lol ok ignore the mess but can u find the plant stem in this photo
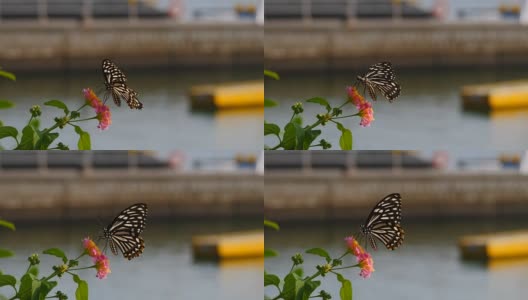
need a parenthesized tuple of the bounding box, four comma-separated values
(332, 113, 359, 120)
(68, 116, 97, 123)
(69, 266, 96, 271)
(330, 264, 359, 271)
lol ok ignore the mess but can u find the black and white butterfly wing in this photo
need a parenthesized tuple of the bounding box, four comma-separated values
(104, 203, 148, 260)
(358, 62, 401, 102)
(361, 193, 404, 251)
(102, 59, 143, 109)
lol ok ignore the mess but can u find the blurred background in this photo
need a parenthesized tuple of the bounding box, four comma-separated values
(265, 150, 528, 300)
(0, 150, 263, 299)
(265, 0, 528, 153)
(0, 0, 263, 161)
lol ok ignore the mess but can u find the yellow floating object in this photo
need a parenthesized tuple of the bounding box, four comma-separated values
(192, 230, 263, 260)
(458, 230, 528, 260)
(461, 80, 528, 110)
(189, 81, 263, 110)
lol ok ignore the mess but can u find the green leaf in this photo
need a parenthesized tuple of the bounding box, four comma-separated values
(27, 266, 38, 277)
(305, 248, 331, 263)
(0, 126, 18, 141)
(18, 274, 33, 300)
(74, 126, 91, 150)
(336, 273, 352, 300)
(282, 123, 297, 150)
(42, 248, 67, 263)
(292, 115, 303, 126)
(283, 273, 303, 300)
(0, 70, 16, 81)
(0, 100, 14, 110)
(32, 280, 57, 300)
(264, 98, 279, 107)
(0, 275, 16, 288)
(73, 274, 88, 300)
(35, 132, 58, 150)
(264, 70, 280, 80)
(0, 220, 15, 231)
(264, 219, 280, 230)
(302, 129, 321, 150)
(296, 280, 320, 300)
(264, 272, 280, 287)
(294, 123, 305, 150)
(306, 97, 331, 112)
(264, 248, 279, 258)
(15, 125, 35, 150)
(264, 122, 281, 137)
(336, 122, 353, 150)
(339, 129, 352, 150)
(0, 249, 14, 258)
(44, 100, 69, 114)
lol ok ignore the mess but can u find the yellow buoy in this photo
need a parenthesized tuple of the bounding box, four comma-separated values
(461, 80, 528, 110)
(189, 81, 263, 110)
(458, 230, 528, 260)
(192, 230, 263, 260)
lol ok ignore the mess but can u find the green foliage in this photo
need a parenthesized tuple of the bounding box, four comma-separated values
(43, 248, 68, 264)
(0, 219, 15, 259)
(0, 70, 115, 150)
(264, 70, 391, 150)
(0, 69, 16, 81)
(264, 219, 280, 231)
(0, 100, 14, 110)
(264, 70, 280, 80)
(0, 219, 102, 300)
(266, 222, 367, 300)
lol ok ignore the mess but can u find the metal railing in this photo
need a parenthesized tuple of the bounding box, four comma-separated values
(0, 0, 170, 23)
(265, 151, 433, 172)
(264, 0, 421, 21)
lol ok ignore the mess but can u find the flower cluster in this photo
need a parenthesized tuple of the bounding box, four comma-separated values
(82, 237, 111, 279)
(83, 88, 112, 130)
(346, 86, 375, 127)
(344, 236, 375, 278)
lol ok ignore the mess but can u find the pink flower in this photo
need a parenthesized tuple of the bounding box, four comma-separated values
(82, 237, 101, 257)
(346, 86, 365, 106)
(82, 88, 112, 130)
(83, 88, 101, 109)
(94, 254, 111, 279)
(358, 102, 374, 127)
(344, 235, 375, 278)
(357, 252, 375, 278)
(344, 236, 364, 256)
(95, 104, 112, 130)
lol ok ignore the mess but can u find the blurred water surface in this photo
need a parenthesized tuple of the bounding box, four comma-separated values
(1, 218, 261, 300)
(265, 218, 528, 300)
(0, 68, 261, 158)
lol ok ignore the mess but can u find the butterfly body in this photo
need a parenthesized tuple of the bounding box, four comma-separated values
(357, 62, 401, 102)
(102, 203, 147, 260)
(360, 193, 404, 250)
(102, 59, 143, 109)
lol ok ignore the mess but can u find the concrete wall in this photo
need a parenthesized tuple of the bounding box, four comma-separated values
(265, 21, 528, 70)
(0, 21, 263, 70)
(0, 170, 263, 220)
(264, 170, 528, 220)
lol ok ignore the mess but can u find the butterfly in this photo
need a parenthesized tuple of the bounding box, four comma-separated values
(356, 62, 401, 102)
(360, 193, 404, 250)
(101, 203, 148, 260)
(102, 59, 143, 109)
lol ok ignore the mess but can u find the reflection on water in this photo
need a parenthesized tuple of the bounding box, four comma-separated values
(265, 218, 528, 300)
(0, 68, 262, 157)
(265, 67, 528, 155)
(1, 219, 261, 300)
